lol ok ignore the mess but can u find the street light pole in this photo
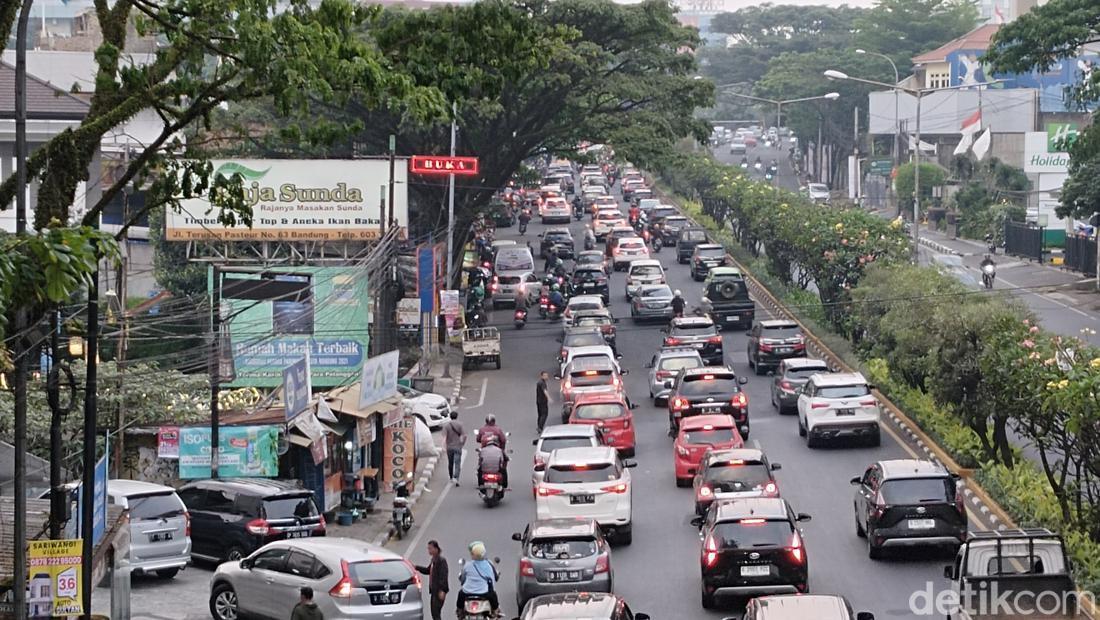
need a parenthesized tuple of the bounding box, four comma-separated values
(913, 92, 922, 262)
(445, 101, 457, 286)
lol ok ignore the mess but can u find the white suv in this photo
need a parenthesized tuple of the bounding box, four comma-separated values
(531, 424, 604, 489)
(624, 260, 665, 299)
(796, 372, 881, 447)
(535, 446, 636, 545)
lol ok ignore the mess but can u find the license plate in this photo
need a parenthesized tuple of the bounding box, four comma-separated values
(725, 316, 737, 322)
(285, 530, 312, 539)
(548, 570, 582, 582)
(370, 592, 403, 605)
(740, 565, 771, 577)
(777, 347, 791, 353)
(583, 283, 595, 288)
(836, 408, 855, 416)
(570, 494, 595, 504)
(692, 343, 704, 349)
(149, 532, 173, 542)
(701, 407, 722, 414)
(908, 519, 936, 530)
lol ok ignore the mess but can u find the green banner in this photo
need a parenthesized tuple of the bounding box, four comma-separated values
(869, 158, 894, 177)
(178, 425, 280, 478)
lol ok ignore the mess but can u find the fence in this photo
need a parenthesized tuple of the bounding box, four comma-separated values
(1003, 221, 1044, 262)
(1064, 235, 1098, 276)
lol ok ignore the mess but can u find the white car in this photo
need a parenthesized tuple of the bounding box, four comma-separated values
(558, 344, 620, 377)
(803, 183, 830, 204)
(561, 294, 607, 326)
(398, 383, 452, 429)
(796, 372, 881, 448)
(611, 237, 649, 271)
(625, 260, 665, 299)
(541, 196, 571, 224)
(532, 424, 604, 489)
(535, 446, 636, 544)
(593, 210, 625, 239)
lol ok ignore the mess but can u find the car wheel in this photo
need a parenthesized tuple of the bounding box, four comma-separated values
(868, 427, 881, 447)
(855, 505, 866, 538)
(495, 356, 502, 370)
(676, 477, 691, 488)
(798, 416, 807, 437)
(155, 567, 179, 579)
(806, 430, 818, 448)
(224, 546, 246, 563)
(754, 361, 765, 376)
(701, 585, 716, 610)
(617, 527, 632, 546)
(210, 583, 240, 620)
(868, 533, 884, 560)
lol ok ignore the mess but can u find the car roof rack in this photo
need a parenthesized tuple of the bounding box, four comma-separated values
(968, 527, 1057, 539)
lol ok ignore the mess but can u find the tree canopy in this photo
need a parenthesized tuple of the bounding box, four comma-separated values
(852, 0, 979, 74)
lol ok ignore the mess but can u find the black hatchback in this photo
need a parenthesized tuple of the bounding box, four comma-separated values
(665, 367, 750, 437)
(178, 478, 325, 563)
(693, 497, 811, 609)
(676, 228, 709, 263)
(572, 267, 610, 303)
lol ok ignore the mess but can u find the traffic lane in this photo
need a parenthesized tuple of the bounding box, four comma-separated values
(713, 141, 800, 192)
(622, 241, 950, 618)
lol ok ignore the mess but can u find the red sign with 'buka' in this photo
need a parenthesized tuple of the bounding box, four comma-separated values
(409, 155, 479, 176)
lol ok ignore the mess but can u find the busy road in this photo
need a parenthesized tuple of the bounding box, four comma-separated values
(389, 166, 976, 619)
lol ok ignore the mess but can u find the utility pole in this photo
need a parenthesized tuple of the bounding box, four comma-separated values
(387, 134, 396, 233)
(13, 1, 34, 617)
(445, 101, 457, 285)
(81, 260, 100, 620)
(912, 92, 923, 263)
(853, 106, 860, 202)
(209, 265, 221, 479)
(49, 307, 62, 539)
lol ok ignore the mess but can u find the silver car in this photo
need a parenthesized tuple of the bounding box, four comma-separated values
(109, 479, 192, 578)
(493, 270, 539, 309)
(770, 357, 830, 414)
(629, 284, 674, 322)
(511, 519, 613, 610)
(532, 424, 604, 488)
(209, 537, 423, 620)
(644, 349, 703, 402)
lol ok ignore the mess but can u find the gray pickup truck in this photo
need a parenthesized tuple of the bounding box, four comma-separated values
(943, 529, 1079, 619)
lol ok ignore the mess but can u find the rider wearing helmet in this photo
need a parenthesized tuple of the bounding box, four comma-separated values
(457, 541, 500, 617)
(477, 434, 508, 491)
(548, 284, 565, 312)
(544, 247, 559, 274)
(671, 289, 686, 318)
(477, 414, 506, 449)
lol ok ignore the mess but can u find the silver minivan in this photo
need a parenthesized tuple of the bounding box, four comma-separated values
(109, 479, 191, 578)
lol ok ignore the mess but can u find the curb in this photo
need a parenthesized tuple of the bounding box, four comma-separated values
(918, 235, 964, 256)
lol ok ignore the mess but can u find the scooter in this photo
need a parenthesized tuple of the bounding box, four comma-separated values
(391, 472, 414, 539)
(573, 203, 584, 220)
(456, 557, 503, 619)
(514, 307, 527, 329)
(982, 263, 996, 289)
(466, 304, 488, 328)
(651, 231, 663, 253)
(546, 303, 562, 320)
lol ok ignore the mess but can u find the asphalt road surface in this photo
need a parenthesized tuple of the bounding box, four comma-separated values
(389, 178, 967, 619)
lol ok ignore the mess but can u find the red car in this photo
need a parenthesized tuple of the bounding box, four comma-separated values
(567, 392, 638, 457)
(673, 415, 743, 487)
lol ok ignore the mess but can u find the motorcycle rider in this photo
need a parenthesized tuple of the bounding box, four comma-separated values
(518, 207, 531, 234)
(477, 414, 507, 449)
(671, 289, 686, 318)
(980, 254, 997, 287)
(477, 434, 508, 490)
(740, 156, 749, 168)
(572, 195, 583, 216)
(548, 284, 566, 314)
(754, 156, 762, 169)
(544, 247, 560, 274)
(628, 202, 640, 226)
(456, 541, 500, 618)
(584, 225, 597, 251)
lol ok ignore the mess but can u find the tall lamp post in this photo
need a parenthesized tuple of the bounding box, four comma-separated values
(823, 69, 1002, 262)
(854, 49, 900, 163)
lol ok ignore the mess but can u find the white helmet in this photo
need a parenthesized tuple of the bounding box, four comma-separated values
(674, 290, 682, 297)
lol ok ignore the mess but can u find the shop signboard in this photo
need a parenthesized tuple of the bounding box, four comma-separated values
(358, 350, 399, 410)
(166, 159, 408, 241)
(869, 158, 893, 177)
(178, 425, 280, 478)
(409, 155, 479, 176)
(27, 540, 83, 617)
(282, 356, 311, 421)
(157, 426, 179, 459)
(383, 416, 415, 485)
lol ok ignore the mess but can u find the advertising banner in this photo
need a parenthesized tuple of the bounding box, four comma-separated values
(157, 427, 180, 459)
(282, 356, 311, 421)
(27, 540, 83, 617)
(76, 454, 107, 546)
(357, 416, 376, 446)
(358, 350, 399, 409)
(166, 159, 408, 241)
(439, 290, 461, 339)
(1024, 131, 1071, 174)
(178, 425, 280, 478)
(293, 411, 326, 443)
(383, 416, 415, 485)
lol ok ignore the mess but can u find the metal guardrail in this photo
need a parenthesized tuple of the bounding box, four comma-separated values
(1065, 235, 1097, 276)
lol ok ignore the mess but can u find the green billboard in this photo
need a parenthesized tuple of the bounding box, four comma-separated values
(215, 265, 370, 388)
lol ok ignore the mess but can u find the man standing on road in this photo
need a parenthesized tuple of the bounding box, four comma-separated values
(536, 371, 551, 433)
(414, 540, 449, 620)
(291, 586, 323, 620)
(443, 411, 466, 486)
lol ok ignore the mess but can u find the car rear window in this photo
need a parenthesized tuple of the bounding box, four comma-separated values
(785, 366, 829, 380)
(564, 334, 606, 348)
(568, 370, 614, 387)
(575, 317, 611, 328)
(714, 520, 793, 548)
(529, 538, 598, 559)
(498, 276, 521, 285)
(348, 559, 415, 586)
(619, 241, 644, 250)
(127, 492, 186, 521)
(682, 230, 707, 241)
(540, 437, 596, 453)
(641, 287, 672, 298)
(665, 217, 688, 225)
(545, 463, 619, 484)
(652, 208, 678, 219)
(569, 302, 602, 312)
(597, 212, 620, 221)
(630, 265, 662, 277)
(761, 326, 802, 339)
(262, 495, 319, 520)
(680, 375, 739, 396)
(546, 233, 571, 241)
(671, 324, 717, 337)
(697, 247, 725, 258)
(705, 462, 772, 491)
(574, 403, 625, 420)
(683, 428, 737, 445)
(817, 384, 871, 399)
(880, 478, 952, 504)
(496, 251, 534, 271)
(574, 269, 603, 280)
(659, 356, 702, 372)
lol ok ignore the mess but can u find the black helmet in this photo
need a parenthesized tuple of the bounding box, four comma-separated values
(486, 414, 496, 425)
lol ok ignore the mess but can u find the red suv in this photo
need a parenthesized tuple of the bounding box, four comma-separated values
(567, 392, 638, 457)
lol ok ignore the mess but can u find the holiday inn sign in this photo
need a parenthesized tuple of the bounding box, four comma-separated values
(1024, 124, 1076, 174)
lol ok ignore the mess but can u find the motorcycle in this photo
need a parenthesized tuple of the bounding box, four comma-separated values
(466, 303, 488, 328)
(546, 303, 562, 320)
(538, 295, 549, 318)
(650, 230, 663, 253)
(514, 307, 527, 329)
(982, 263, 996, 289)
(391, 472, 414, 539)
(456, 557, 503, 619)
(754, 162, 763, 172)
(518, 219, 528, 235)
(573, 202, 584, 220)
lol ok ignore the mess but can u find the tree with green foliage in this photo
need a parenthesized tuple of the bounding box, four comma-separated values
(985, 0, 1100, 221)
(895, 162, 946, 218)
(853, 0, 980, 74)
(947, 157, 1030, 240)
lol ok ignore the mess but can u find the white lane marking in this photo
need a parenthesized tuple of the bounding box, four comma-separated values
(997, 273, 1094, 318)
(404, 449, 463, 556)
(751, 439, 761, 450)
(466, 377, 489, 409)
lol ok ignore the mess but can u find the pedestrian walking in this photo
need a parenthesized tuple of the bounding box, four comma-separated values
(415, 540, 450, 620)
(291, 586, 323, 620)
(443, 411, 466, 486)
(536, 371, 551, 433)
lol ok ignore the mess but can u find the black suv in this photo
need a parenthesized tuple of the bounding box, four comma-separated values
(693, 448, 781, 516)
(540, 229, 575, 259)
(572, 267, 610, 303)
(693, 497, 811, 609)
(851, 459, 967, 559)
(178, 478, 325, 563)
(665, 367, 749, 437)
(747, 320, 806, 375)
(690, 244, 729, 280)
(676, 227, 709, 263)
(700, 269, 755, 329)
(663, 316, 724, 365)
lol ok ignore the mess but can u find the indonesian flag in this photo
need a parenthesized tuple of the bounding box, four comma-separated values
(954, 109, 982, 155)
(994, 3, 1006, 23)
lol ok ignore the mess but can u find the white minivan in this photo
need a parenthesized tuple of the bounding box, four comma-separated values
(110, 480, 192, 578)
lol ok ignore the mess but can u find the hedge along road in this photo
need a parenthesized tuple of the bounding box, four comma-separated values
(388, 176, 999, 619)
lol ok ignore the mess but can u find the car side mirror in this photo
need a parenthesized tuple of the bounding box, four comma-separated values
(620, 368, 629, 374)
(239, 558, 253, 570)
(511, 532, 523, 542)
(943, 565, 956, 579)
(766, 370, 775, 377)
(629, 403, 639, 410)
(738, 376, 748, 385)
(623, 460, 638, 468)
(796, 513, 812, 522)
(856, 614, 875, 620)
(613, 317, 620, 324)
(850, 476, 862, 485)
(689, 515, 704, 528)
(771, 463, 781, 471)
(532, 439, 539, 446)
(867, 384, 876, 391)
(636, 615, 651, 620)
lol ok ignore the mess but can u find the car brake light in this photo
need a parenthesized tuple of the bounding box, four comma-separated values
(484, 473, 501, 482)
(623, 418, 630, 429)
(245, 518, 271, 536)
(655, 370, 671, 379)
(315, 513, 326, 533)
(404, 559, 422, 589)
(703, 533, 719, 568)
(707, 336, 722, 344)
(665, 337, 681, 346)
(184, 511, 191, 537)
(859, 399, 878, 406)
(811, 402, 830, 409)
(790, 530, 804, 563)
(538, 486, 564, 497)
(584, 370, 598, 376)
(329, 559, 354, 598)
(779, 380, 793, 390)
(764, 481, 778, 496)
(534, 454, 545, 467)
(872, 492, 886, 519)
(672, 397, 689, 411)
(698, 485, 713, 497)
(520, 558, 535, 577)
(602, 482, 628, 494)
(954, 487, 966, 516)
(677, 445, 690, 457)
(758, 342, 773, 352)
(595, 553, 610, 574)
(732, 393, 748, 408)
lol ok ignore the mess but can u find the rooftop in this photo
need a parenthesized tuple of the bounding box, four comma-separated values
(913, 24, 1001, 64)
(0, 60, 89, 120)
